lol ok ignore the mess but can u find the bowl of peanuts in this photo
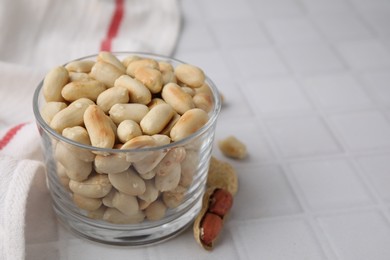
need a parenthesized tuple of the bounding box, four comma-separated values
(32, 52, 222, 246)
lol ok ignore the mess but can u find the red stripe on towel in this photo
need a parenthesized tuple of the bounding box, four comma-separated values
(0, 123, 27, 150)
(100, 0, 125, 51)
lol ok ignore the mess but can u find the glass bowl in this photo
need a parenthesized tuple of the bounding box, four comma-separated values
(32, 52, 221, 246)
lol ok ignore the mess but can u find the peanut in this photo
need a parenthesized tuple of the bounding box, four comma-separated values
(43, 66, 69, 102)
(140, 104, 175, 135)
(94, 153, 131, 174)
(50, 98, 94, 133)
(73, 193, 102, 211)
(65, 60, 95, 73)
(98, 51, 126, 73)
(162, 83, 195, 115)
(112, 191, 139, 216)
(114, 75, 151, 105)
(109, 103, 149, 124)
(96, 86, 129, 113)
(41, 102, 67, 124)
(145, 200, 166, 221)
(155, 163, 181, 192)
(218, 136, 247, 159)
(103, 207, 145, 224)
(90, 61, 124, 88)
(170, 108, 209, 141)
(134, 67, 163, 94)
(69, 174, 112, 199)
(84, 105, 116, 149)
(126, 58, 159, 77)
(117, 119, 142, 143)
(108, 168, 146, 196)
(61, 80, 106, 102)
(62, 126, 95, 162)
(175, 64, 205, 88)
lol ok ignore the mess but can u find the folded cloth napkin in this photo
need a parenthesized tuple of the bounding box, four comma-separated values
(0, 0, 181, 259)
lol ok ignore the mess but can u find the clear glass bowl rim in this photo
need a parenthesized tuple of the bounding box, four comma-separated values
(32, 51, 222, 153)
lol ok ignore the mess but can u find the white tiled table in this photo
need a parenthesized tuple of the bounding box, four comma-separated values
(27, 0, 390, 259)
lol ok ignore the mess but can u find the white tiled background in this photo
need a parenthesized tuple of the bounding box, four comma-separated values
(26, 0, 390, 259)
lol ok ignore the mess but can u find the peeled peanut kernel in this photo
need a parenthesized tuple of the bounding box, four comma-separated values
(69, 72, 90, 82)
(120, 135, 156, 162)
(43, 66, 69, 102)
(94, 153, 131, 174)
(61, 80, 106, 102)
(50, 98, 94, 133)
(96, 86, 129, 113)
(155, 163, 181, 192)
(140, 104, 175, 135)
(90, 61, 124, 88)
(218, 136, 247, 159)
(98, 51, 126, 73)
(170, 108, 209, 142)
(162, 188, 185, 208)
(65, 60, 95, 73)
(56, 162, 70, 189)
(102, 189, 116, 207)
(41, 101, 67, 124)
(108, 168, 146, 196)
(69, 174, 112, 199)
(109, 103, 149, 124)
(159, 62, 177, 85)
(195, 83, 213, 96)
(117, 120, 142, 143)
(134, 67, 163, 94)
(193, 92, 213, 113)
(62, 126, 95, 162)
(138, 180, 159, 203)
(122, 55, 140, 68)
(126, 58, 159, 77)
(139, 169, 157, 180)
(112, 191, 139, 216)
(114, 75, 151, 105)
(84, 105, 116, 149)
(103, 207, 145, 224)
(145, 200, 167, 221)
(87, 205, 106, 220)
(152, 134, 171, 146)
(73, 193, 102, 211)
(162, 83, 195, 115)
(138, 199, 152, 210)
(160, 113, 181, 136)
(156, 147, 186, 176)
(180, 150, 198, 187)
(181, 86, 196, 97)
(147, 98, 166, 110)
(133, 149, 167, 175)
(55, 142, 92, 181)
(175, 64, 205, 88)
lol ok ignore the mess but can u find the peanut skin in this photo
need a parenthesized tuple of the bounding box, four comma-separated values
(208, 189, 233, 217)
(200, 213, 223, 247)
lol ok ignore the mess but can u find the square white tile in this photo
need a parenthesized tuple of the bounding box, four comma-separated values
(289, 159, 372, 210)
(279, 43, 344, 75)
(317, 210, 390, 260)
(359, 10, 390, 37)
(210, 18, 270, 49)
(356, 153, 390, 202)
(147, 228, 240, 260)
(328, 111, 390, 151)
(264, 17, 323, 44)
(348, 0, 390, 11)
(216, 77, 253, 120)
(232, 164, 301, 219)
(265, 116, 341, 157)
(174, 21, 216, 53)
(229, 47, 289, 78)
(247, 0, 304, 19)
(198, 0, 254, 21)
(231, 218, 326, 260)
(299, 0, 350, 13)
(214, 117, 275, 163)
(311, 12, 372, 42)
(361, 71, 390, 106)
(243, 76, 313, 115)
(336, 40, 390, 70)
(302, 73, 373, 109)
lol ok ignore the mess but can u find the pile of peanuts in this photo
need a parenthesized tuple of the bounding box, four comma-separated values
(40, 51, 217, 224)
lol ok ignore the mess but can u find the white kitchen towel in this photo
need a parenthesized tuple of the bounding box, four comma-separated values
(0, 0, 181, 259)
